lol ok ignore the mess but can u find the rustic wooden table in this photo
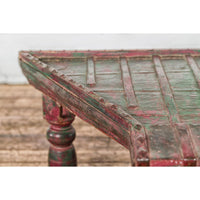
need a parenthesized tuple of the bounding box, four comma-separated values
(19, 49, 200, 166)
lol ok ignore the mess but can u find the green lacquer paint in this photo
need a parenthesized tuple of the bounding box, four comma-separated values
(72, 52, 85, 57)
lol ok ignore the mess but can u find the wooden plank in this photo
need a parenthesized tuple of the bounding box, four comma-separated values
(175, 124, 196, 166)
(186, 55, 200, 88)
(0, 162, 130, 167)
(29, 49, 200, 58)
(95, 58, 120, 74)
(147, 125, 182, 166)
(153, 56, 180, 123)
(0, 84, 33, 91)
(173, 91, 200, 116)
(0, 132, 129, 166)
(163, 58, 200, 165)
(181, 115, 200, 124)
(0, 135, 49, 150)
(166, 72, 199, 91)
(95, 91, 127, 112)
(153, 56, 197, 165)
(120, 57, 138, 110)
(87, 58, 96, 87)
(0, 162, 47, 166)
(94, 73, 123, 90)
(41, 58, 87, 75)
(135, 91, 166, 112)
(78, 162, 130, 166)
(0, 149, 129, 163)
(0, 98, 41, 108)
(0, 135, 124, 151)
(127, 58, 155, 73)
(133, 116, 169, 126)
(0, 107, 42, 117)
(131, 73, 160, 91)
(0, 117, 47, 135)
(0, 85, 42, 98)
(188, 125, 200, 165)
(162, 59, 190, 72)
(1, 114, 122, 138)
(0, 150, 48, 162)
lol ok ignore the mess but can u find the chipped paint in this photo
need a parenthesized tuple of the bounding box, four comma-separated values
(19, 49, 200, 166)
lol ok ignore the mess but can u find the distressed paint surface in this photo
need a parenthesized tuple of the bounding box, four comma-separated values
(87, 58, 96, 87)
(20, 61, 132, 148)
(120, 58, 138, 110)
(19, 49, 200, 166)
(43, 95, 77, 166)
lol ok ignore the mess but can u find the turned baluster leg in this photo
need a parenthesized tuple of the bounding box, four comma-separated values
(42, 95, 77, 166)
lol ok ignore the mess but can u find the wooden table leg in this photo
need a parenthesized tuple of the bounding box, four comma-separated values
(42, 95, 77, 166)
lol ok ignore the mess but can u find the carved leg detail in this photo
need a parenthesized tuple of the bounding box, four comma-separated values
(43, 95, 77, 166)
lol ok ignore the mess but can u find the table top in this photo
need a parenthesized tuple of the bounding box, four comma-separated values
(19, 49, 200, 166)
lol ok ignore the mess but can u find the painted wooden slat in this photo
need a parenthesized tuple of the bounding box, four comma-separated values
(153, 56, 180, 123)
(127, 58, 155, 73)
(87, 58, 96, 87)
(41, 58, 87, 75)
(162, 59, 190, 72)
(94, 73, 123, 91)
(148, 125, 182, 166)
(95, 58, 120, 74)
(135, 91, 165, 112)
(153, 56, 196, 165)
(18, 50, 200, 166)
(175, 124, 196, 166)
(166, 72, 199, 91)
(186, 55, 200, 88)
(188, 125, 200, 166)
(29, 49, 200, 58)
(120, 57, 138, 110)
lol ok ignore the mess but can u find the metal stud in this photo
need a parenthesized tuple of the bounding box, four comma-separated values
(121, 112, 129, 118)
(134, 124, 142, 130)
(78, 84, 84, 89)
(33, 57, 39, 61)
(56, 71, 63, 77)
(105, 103, 117, 110)
(99, 97, 105, 103)
(48, 67, 53, 72)
(111, 104, 117, 110)
(88, 90, 94, 95)
(68, 77, 73, 82)
(52, 69, 58, 73)
(60, 74, 66, 79)
(41, 63, 48, 68)
(137, 147, 147, 156)
(136, 135, 144, 144)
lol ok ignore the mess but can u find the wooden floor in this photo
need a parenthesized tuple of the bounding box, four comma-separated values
(0, 85, 130, 166)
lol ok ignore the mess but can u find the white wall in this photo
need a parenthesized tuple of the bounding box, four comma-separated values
(1, 34, 200, 84)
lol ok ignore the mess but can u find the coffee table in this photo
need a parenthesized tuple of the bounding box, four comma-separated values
(19, 49, 200, 166)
